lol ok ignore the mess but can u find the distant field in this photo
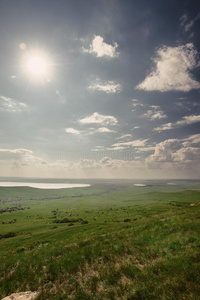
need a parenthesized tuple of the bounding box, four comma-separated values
(0, 180, 200, 299)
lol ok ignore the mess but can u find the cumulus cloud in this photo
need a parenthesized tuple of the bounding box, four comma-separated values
(65, 128, 80, 135)
(136, 43, 200, 92)
(83, 35, 119, 58)
(154, 114, 200, 132)
(173, 147, 200, 161)
(0, 96, 27, 112)
(146, 139, 200, 170)
(146, 139, 182, 163)
(144, 105, 167, 120)
(89, 80, 121, 93)
(79, 112, 118, 125)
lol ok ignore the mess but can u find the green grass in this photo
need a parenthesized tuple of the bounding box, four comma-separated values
(0, 181, 200, 299)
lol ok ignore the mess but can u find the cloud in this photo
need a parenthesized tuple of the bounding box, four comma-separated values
(0, 96, 27, 112)
(65, 126, 116, 136)
(176, 115, 200, 126)
(183, 134, 200, 146)
(146, 139, 200, 170)
(79, 112, 118, 125)
(0, 148, 33, 161)
(75, 157, 145, 175)
(144, 105, 167, 120)
(136, 43, 200, 92)
(83, 35, 119, 58)
(154, 123, 173, 132)
(137, 146, 155, 152)
(132, 99, 144, 107)
(154, 114, 200, 132)
(97, 127, 116, 133)
(175, 100, 200, 112)
(112, 139, 148, 149)
(173, 147, 200, 162)
(146, 139, 182, 163)
(132, 126, 140, 130)
(116, 134, 132, 140)
(89, 80, 121, 93)
(91, 146, 105, 152)
(65, 128, 80, 135)
(180, 13, 200, 33)
(0, 148, 45, 169)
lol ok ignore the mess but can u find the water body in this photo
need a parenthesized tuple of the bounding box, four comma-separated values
(0, 182, 90, 189)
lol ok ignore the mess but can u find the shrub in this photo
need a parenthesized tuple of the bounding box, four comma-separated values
(81, 220, 89, 224)
(0, 232, 16, 239)
(124, 218, 131, 222)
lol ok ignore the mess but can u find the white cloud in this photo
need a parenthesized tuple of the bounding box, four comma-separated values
(132, 99, 144, 107)
(112, 139, 148, 148)
(65, 126, 116, 136)
(146, 139, 200, 171)
(154, 123, 173, 132)
(144, 105, 167, 120)
(154, 114, 200, 132)
(116, 134, 132, 140)
(132, 126, 140, 130)
(107, 146, 128, 151)
(83, 35, 119, 58)
(0, 148, 34, 161)
(65, 128, 80, 135)
(0, 96, 27, 112)
(173, 147, 200, 162)
(136, 43, 200, 92)
(183, 134, 200, 146)
(89, 80, 121, 93)
(146, 139, 182, 163)
(176, 115, 200, 125)
(79, 112, 118, 125)
(97, 127, 115, 133)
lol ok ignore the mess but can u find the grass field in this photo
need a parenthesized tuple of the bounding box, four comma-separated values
(0, 179, 200, 299)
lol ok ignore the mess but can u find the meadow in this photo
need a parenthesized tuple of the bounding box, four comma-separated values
(0, 179, 200, 299)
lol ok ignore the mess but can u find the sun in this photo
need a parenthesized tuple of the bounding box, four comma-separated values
(21, 49, 53, 83)
(27, 54, 48, 76)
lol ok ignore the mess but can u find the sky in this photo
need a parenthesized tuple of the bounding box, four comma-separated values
(0, 0, 200, 179)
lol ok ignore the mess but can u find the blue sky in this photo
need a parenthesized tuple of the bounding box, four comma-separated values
(0, 0, 200, 179)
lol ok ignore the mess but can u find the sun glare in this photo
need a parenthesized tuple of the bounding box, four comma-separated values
(21, 49, 53, 83)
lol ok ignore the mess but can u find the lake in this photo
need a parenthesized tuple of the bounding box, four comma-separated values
(0, 182, 90, 189)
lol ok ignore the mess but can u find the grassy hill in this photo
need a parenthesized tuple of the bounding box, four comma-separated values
(0, 181, 200, 299)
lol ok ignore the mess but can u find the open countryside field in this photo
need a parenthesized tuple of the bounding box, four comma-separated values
(0, 180, 200, 299)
